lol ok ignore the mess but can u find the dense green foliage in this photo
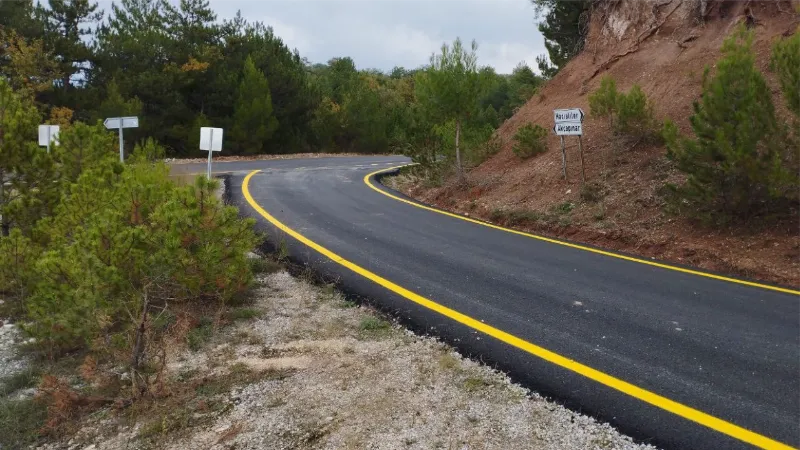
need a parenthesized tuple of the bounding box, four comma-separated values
(531, 0, 592, 76)
(512, 123, 548, 159)
(1, 0, 542, 160)
(0, 81, 259, 400)
(663, 27, 798, 222)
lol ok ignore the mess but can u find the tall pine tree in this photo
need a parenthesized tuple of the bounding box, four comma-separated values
(232, 56, 278, 154)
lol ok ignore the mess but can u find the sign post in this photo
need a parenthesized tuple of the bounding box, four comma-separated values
(38, 125, 60, 153)
(104, 116, 139, 163)
(553, 108, 586, 182)
(199, 127, 223, 178)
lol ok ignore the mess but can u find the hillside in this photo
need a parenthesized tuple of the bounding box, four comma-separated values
(394, 0, 800, 287)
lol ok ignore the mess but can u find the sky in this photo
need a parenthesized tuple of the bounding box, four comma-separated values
(95, 0, 547, 74)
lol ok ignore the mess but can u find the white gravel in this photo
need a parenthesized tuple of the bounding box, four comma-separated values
(43, 271, 658, 450)
(0, 320, 28, 381)
(167, 272, 657, 450)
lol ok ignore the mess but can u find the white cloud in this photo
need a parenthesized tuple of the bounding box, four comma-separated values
(96, 0, 547, 73)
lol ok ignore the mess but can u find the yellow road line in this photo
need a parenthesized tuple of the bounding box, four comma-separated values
(243, 169, 795, 450)
(364, 165, 800, 296)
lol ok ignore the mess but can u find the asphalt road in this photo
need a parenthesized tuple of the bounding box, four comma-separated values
(183, 155, 799, 449)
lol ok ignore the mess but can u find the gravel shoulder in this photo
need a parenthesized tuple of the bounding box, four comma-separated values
(25, 269, 656, 450)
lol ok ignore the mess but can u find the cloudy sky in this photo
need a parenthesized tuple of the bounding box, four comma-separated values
(96, 0, 547, 74)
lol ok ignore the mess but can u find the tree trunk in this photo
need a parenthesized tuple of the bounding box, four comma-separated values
(455, 119, 463, 179)
(0, 169, 7, 236)
(130, 292, 149, 396)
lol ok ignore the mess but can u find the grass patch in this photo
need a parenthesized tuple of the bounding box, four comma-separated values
(359, 316, 390, 331)
(0, 367, 41, 396)
(187, 317, 214, 351)
(462, 375, 500, 392)
(0, 398, 48, 449)
(228, 308, 261, 321)
(550, 201, 575, 215)
(358, 316, 391, 337)
(249, 256, 282, 275)
(337, 299, 357, 309)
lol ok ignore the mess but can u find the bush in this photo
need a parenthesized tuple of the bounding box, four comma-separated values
(589, 76, 618, 128)
(24, 154, 259, 354)
(589, 76, 659, 140)
(771, 29, 800, 116)
(512, 123, 548, 158)
(771, 29, 800, 162)
(664, 26, 797, 222)
(616, 85, 657, 139)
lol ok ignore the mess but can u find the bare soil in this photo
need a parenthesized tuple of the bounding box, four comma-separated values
(37, 270, 656, 450)
(395, 0, 800, 288)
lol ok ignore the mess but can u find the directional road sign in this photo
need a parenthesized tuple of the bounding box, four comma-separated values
(554, 108, 585, 124)
(104, 116, 139, 130)
(104, 116, 139, 162)
(554, 122, 583, 136)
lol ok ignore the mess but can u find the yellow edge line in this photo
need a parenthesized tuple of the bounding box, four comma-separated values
(243, 169, 794, 450)
(365, 165, 800, 296)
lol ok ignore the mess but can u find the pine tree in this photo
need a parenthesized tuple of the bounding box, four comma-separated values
(0, 79, 56, 235)
(231, 56, 279, 154)
(531, 0, 591, 74)
(42, 0, 103, 89)
(415, 38, 485, 177)
(664, 27, 793, 221)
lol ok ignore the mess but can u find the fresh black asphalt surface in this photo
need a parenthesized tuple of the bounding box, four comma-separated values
(176, 155, 800, 449)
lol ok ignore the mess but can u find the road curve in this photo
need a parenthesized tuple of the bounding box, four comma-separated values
(190, 155, 799, 450)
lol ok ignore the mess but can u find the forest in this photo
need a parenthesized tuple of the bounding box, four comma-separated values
(0, 0, 545, 160)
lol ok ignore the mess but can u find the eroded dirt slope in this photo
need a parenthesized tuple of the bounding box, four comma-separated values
(400, 0, 800, 286)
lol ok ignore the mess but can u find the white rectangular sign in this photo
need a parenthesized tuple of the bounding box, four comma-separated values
(38, 125, 60, 147)
(554, 122, 583, 136)
(104, 116, 139, 129)
(200, 127, 223, 152)
(554, 108, 585, 123)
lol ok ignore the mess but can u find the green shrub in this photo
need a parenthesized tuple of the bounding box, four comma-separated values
(187, 318, 214, 351)
(664, 26, 797, 222)
(616, 85, 658, 139)
(589, 76, 618, 128)
(590, 76, 658, 140)
(512, 123, 548, 159)
(771, 29, 800, 161)
(16, 134, 259, 354)
(0, 398, 47, 449)
(771, 29, 800, 116)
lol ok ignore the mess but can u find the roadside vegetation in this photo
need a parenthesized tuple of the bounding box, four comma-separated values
(0, 77, 261, 447)
(0, 0, 542, 165)
(663, 26, 799, 224)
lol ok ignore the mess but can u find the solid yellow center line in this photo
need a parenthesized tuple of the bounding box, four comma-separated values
(243, 169, 796, 450)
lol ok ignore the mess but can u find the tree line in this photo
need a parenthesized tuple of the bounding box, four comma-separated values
(1, 0, 544, 159)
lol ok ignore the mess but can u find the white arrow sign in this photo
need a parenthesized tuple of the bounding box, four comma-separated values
(104, 116, 139, 162)
(554, 122, 583, 136)
(104, 116, 139, 129)
(554, 108, 585, 123)
(38, 125, 60, 152)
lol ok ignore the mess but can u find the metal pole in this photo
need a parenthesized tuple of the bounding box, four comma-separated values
(119, 127, 124, 163)
(560, 136, 567, 181)
(578, 135, 586, 184)
(46, 127, 51, 154)
(207, 128, 214, 179)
